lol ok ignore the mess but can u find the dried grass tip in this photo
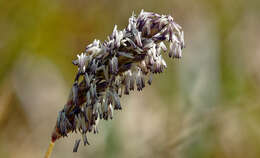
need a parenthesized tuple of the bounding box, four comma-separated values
(51, 9, 185, 151)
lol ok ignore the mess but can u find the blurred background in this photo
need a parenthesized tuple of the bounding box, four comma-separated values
(1, 0, 260, 158)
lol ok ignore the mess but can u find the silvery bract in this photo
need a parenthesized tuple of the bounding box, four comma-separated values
(51, 10, 185, 152)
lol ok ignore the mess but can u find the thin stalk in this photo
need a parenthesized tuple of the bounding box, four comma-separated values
(44, 141, 55, 158)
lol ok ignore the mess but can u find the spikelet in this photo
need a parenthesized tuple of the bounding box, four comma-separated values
(51, 10, 185, 152)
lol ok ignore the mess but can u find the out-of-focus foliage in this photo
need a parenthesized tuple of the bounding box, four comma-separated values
(0, 0, 260, 158)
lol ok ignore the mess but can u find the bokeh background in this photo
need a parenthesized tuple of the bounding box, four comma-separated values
(1, 0, 260, 158)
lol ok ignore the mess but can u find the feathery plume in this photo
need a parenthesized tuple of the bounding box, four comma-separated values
(45, 10, 185, 157)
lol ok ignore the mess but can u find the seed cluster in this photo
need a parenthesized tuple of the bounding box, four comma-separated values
(51, 10, 185, 152)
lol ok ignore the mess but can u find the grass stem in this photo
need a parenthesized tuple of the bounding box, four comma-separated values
(44, 141, 55, 158)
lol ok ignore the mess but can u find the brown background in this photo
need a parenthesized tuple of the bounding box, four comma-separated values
(0, 0, 260, 158)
